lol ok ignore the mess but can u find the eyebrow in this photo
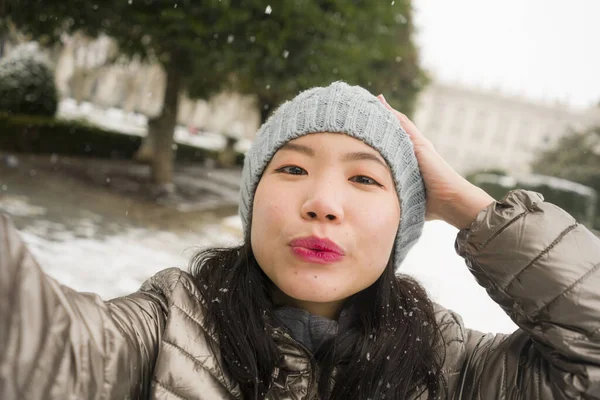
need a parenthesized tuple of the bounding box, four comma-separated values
(279, 143, 388, 169)
(341, 151, 388, 169)
(280, 142, 314, 156)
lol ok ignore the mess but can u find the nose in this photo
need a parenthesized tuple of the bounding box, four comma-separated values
(300, 179, 344, 223)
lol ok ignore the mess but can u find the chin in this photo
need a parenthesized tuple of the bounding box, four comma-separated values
(276, 275, 350, 304)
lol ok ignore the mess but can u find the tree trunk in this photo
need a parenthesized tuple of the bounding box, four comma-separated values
(133, 116, 159, 163)
(217, 136, 238, 168)
(150, 56, 182, 186)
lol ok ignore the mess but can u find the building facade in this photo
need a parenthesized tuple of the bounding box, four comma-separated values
(4, 35, 599, 170)
(413, 82, 600, 175)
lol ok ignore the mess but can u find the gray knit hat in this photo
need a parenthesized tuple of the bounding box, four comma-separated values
(240, 81, 426, 268)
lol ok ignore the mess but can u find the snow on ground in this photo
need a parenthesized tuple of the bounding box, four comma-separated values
(22, 221, 241, 300)
(402, 220, 517, 334)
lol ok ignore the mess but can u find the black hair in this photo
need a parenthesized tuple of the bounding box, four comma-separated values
(190, 230, 446, 399)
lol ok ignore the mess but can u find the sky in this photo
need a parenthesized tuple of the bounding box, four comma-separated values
(412, 0, 600, 109)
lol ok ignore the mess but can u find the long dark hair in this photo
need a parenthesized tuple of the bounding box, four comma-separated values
(190, 232, 446, 399)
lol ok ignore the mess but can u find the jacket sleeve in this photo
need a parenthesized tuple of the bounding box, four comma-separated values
(452, 190, 600, 399)
(0, 213, 175, 400)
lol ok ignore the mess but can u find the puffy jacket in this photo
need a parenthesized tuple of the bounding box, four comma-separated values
(1, 190, 599, 399)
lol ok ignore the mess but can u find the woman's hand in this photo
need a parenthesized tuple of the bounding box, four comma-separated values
(378, 95, 495, 230)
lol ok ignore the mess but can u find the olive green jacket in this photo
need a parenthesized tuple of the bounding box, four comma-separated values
(1, 190, 599, 399)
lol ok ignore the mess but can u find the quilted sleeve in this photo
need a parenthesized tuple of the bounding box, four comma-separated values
(451, 190, 600, 399)
(0, 213, 178, 399)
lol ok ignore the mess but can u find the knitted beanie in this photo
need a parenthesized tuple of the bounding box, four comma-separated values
(240, 81, 426, 268)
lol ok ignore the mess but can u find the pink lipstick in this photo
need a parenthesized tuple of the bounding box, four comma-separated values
(289, 236, 345, 264)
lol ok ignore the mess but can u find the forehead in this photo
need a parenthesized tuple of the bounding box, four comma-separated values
(274, 133, 391, 172)
(279, 132, 380, 155)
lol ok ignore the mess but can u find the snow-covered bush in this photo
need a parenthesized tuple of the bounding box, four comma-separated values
(0, 43, 58, 117)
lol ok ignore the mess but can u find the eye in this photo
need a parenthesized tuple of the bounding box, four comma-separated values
(350, 175, 382, 187)
(275, 165, 307, 175)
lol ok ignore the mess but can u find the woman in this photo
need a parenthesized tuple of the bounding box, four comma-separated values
(1, 82, 599, 399)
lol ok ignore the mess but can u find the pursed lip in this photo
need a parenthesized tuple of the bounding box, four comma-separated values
(289, 236, 345, 256)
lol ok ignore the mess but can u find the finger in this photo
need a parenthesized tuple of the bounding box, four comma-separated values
(398, 114, 427, 143)
(377, 95, 407, 124)
(377, 95, 427, 143)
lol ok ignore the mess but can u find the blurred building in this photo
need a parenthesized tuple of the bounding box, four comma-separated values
(6, 35, 599, 170)
(413, 82, 600, 175)
(51, 35, 261, 140)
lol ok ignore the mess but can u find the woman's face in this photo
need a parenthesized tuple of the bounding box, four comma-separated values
(251, 133, 400, 318)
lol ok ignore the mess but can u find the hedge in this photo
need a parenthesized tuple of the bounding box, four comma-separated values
(0, 113, 244, 164)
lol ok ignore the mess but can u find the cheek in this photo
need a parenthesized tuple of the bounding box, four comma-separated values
(354, 199, 400, 264)
(252, 184, 290, 228)
(251, 180, 298, 256)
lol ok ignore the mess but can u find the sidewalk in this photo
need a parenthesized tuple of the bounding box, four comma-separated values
(2, 153, 244, 212)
